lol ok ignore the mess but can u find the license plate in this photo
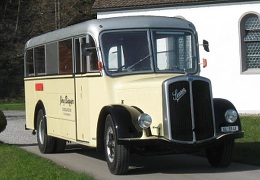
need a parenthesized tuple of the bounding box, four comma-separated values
(221, 126, 239, 132)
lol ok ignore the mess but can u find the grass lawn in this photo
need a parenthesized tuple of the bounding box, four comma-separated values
(0, 100, 25, 110)
(233, 116, 260, 166)
(0, 143, 92, 179)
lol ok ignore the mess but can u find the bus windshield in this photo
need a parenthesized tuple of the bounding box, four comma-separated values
(101, 29, 197, 76)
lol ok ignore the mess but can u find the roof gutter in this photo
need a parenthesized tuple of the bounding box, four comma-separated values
(92, 0, 259, 13)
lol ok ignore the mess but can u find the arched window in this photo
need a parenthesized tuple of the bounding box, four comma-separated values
(240, 13, 260, 73)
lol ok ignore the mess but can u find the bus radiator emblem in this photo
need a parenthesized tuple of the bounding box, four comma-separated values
(172, 88, 186, 102)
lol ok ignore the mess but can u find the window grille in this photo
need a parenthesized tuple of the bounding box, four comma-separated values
(244, 15, 260, 69)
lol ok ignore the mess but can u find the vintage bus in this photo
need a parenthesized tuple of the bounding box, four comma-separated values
(24, 16, 243, 175)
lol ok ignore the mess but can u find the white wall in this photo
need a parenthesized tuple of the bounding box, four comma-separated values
(97, 2, 260, 114)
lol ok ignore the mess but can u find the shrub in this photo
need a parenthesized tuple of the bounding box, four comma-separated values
(0, 110, 7, 133)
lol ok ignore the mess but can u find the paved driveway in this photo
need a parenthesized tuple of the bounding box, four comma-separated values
(1, 110, 260, 180)
(0, 111, 37, 145)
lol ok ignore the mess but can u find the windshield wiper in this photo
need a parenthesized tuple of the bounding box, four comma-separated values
(127, 54, 151, 70)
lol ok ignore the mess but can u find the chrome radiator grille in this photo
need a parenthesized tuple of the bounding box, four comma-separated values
(164, 76, 215, 143)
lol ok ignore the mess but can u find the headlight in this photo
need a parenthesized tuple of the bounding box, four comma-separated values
(225, 109, 238, 123)
(138, 113, 152, 129)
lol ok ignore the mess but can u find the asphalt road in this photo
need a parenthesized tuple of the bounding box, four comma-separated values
(1, 110, 260, 180)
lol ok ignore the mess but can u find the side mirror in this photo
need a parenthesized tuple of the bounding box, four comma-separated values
(203, 40, 210, 52)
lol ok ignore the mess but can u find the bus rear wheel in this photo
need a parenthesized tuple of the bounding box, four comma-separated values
(104, 114, 129, 175)
(54, 138, 66, 153)
(36, 109, 55, 153)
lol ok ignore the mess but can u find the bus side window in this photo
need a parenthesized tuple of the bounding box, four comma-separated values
(46, 42, 58, 75)
(74, 38, 81, 73)
(83, 35, 98, 72)
(59, 39, 73, 74)
(74, 37, 87, 73)
(25, 49, 34, 76)
(74, 35, 98, 73)
(35, 45, 46, 75)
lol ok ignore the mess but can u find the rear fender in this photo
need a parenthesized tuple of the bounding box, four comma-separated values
(34, 100, 45, 130)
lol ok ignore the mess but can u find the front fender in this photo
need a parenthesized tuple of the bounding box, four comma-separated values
(109, 105, 143, 138)
(97, 105, 144, 150)
(213, 98, 243, 134)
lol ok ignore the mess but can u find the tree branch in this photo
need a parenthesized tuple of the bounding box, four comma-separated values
(14, 0, 21, 35)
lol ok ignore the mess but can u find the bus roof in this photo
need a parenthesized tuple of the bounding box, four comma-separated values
(25, 16, 196, 49)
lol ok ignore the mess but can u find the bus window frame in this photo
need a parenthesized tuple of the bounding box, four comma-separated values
(34, 45, 46, 76)
(25, 48, 35, 77)
(100, 29, 153, 77)
(59, 38, 73, 75)
(74, 34, 100, 74)
(24, 35, 100, 78)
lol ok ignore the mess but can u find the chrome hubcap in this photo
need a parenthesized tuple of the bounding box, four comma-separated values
(106, 126, 115, 163)
(38, 118, 45, 144)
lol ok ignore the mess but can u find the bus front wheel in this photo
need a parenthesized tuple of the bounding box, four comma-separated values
(206, 139, 234, 167)
(104, 114, 129, 175)
(36, 109, 55, 153)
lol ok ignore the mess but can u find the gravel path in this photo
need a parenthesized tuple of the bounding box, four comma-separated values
(0, 110, 37, 146)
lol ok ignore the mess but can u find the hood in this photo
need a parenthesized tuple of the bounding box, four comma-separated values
(114, 74, 180, 124)
(115, 74, 179, 91)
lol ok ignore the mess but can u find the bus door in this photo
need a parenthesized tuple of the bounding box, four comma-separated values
(74, 35, 99, 143)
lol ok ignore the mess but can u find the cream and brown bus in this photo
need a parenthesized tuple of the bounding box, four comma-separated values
(24, 16, 243, 175)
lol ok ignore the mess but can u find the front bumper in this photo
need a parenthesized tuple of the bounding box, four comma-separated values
(117, 131, 244, 154)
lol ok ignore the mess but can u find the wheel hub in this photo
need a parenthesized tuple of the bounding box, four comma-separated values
(106, 128, 115, 162)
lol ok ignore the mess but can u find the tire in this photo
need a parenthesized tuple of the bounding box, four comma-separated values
(104, 114, 129, 175)
(36, 109, 55, 153)
(206, 139, 234, 167)
(54, 138, 66, 153)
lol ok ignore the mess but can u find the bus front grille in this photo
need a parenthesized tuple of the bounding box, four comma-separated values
(166, 77, 215, 143)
